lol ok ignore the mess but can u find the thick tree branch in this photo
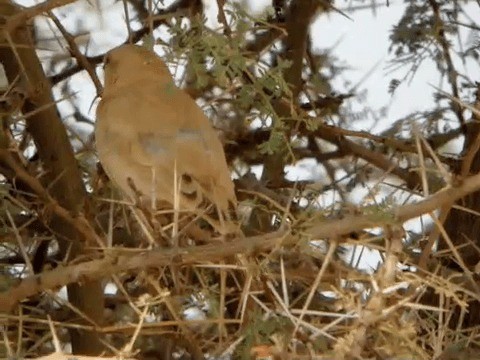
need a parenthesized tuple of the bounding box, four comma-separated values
(4, 170, 480, 311)
(262, 0, 320, 185)
(0, 0, 104, 354)
(428, 0, 466, 131)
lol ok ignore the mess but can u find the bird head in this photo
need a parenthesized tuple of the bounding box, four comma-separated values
(102, 44, 172, 93)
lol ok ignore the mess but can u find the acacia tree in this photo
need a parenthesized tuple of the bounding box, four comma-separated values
(0, 0, 479, 359)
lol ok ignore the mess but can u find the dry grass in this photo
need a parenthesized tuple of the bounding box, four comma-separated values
(2, 178, 480, 360)
(0, 2, 479, 359)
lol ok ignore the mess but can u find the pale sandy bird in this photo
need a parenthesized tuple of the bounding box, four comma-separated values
(95, 44, 236, 232)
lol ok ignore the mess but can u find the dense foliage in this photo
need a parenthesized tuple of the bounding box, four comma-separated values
(0, 0, 479, 359)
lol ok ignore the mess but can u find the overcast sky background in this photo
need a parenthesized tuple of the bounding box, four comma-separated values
(9, 0, 479, 271)
(312, 1, 479, 130)
(19, 0, 478, 145)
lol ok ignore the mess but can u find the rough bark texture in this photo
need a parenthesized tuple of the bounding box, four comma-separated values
(0, 0, 104, 354)
(442, 84, 480, 267)
(261, 0, 319, 185)
(247, 0, 320, 236)
(438, 84, 480, 327)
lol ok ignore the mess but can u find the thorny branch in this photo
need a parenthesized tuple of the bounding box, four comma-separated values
(428, 0, 466, 132)
(4, 169, 480, 311)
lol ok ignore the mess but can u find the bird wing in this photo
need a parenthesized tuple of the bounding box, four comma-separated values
(97, 83, 236, 212)
(135, 84, 236, 212)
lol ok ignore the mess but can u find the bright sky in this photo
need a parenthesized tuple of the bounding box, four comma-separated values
(309, 1, 480, 132)
(12, 0, 476, 140)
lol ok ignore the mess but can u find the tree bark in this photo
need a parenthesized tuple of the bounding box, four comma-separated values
(0, 0, 104, 354)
